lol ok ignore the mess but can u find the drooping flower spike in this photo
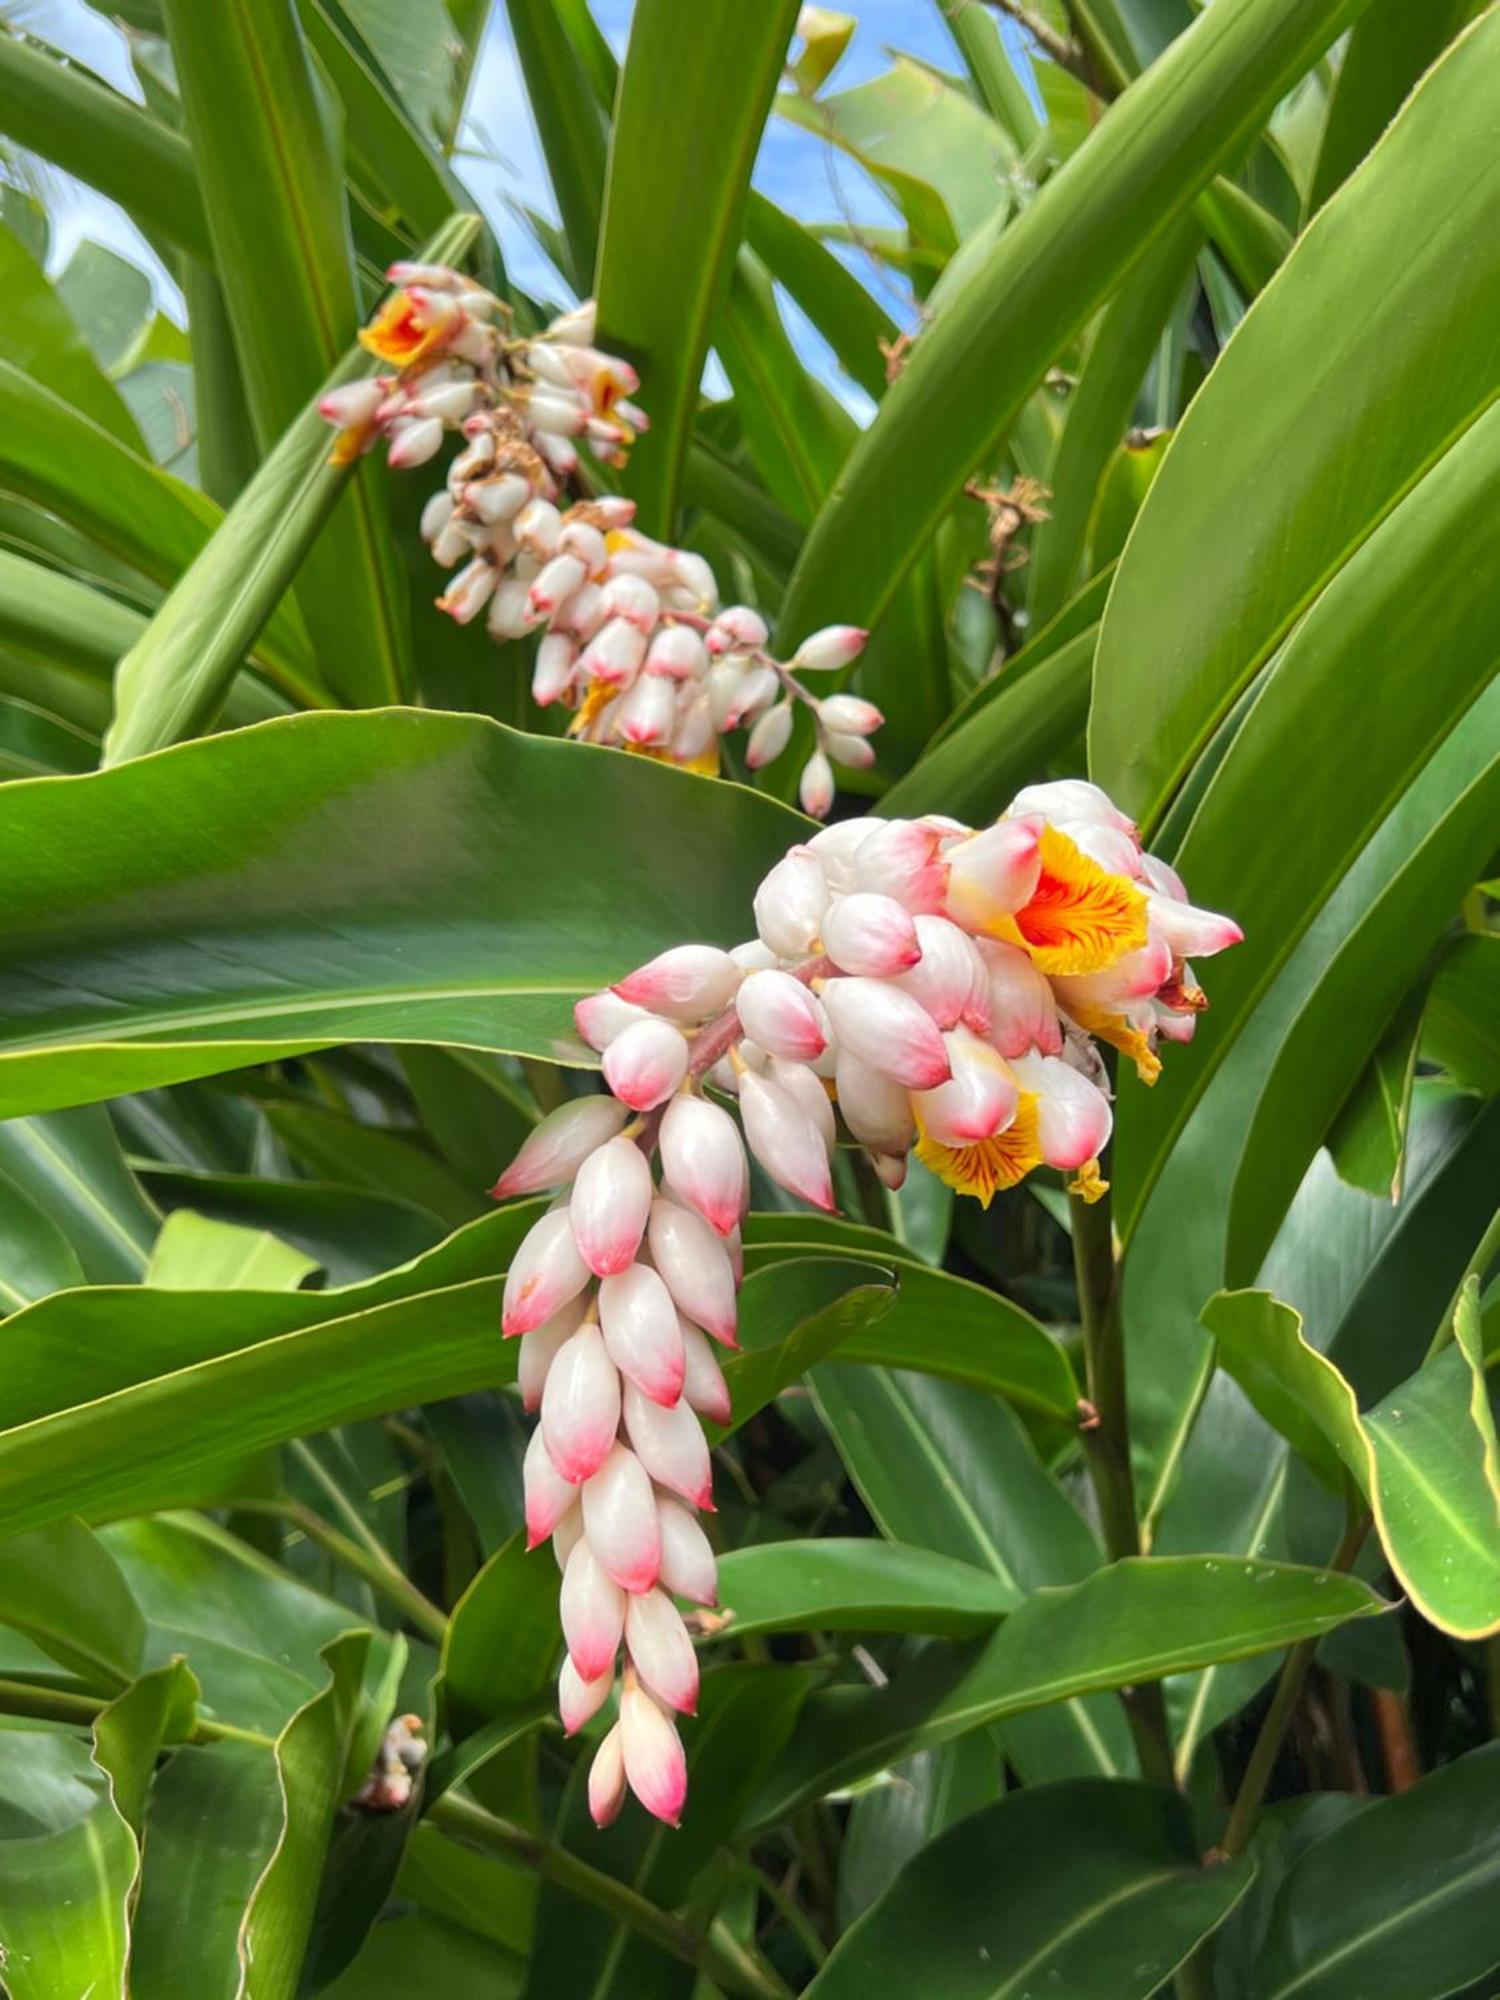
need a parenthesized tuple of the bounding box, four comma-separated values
(489, 782, 1240, 1827)
(321, 264, 872, 810)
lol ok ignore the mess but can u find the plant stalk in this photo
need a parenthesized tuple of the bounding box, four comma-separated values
(231, 1496, 449, 1645)
(427, 1793, 794, 1999)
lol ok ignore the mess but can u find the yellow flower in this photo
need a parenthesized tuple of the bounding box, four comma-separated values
(359, 288, 463, 368)
(915, 1092, 1043, 1206)
(991, 825, 1149, 977)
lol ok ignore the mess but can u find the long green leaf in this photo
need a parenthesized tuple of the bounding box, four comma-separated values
(771, 0, 1361, 648)
(0, 1106, 159, 1285)
(0, 221, 144, 448)
(163, 0, 415, 706)
(0, 364, 327, 706)
(0, 710, 805, 1117)
(1089, 9, 1500, 829)
(749, 1555, 1384, 1824)
(713, 1539, 1018, 1640)
(104, 214, 480, 763)
(0, 1518, 144, 1688)
(0, 30, 211, 258)
(597, 0, 800, 535)
(804, 1781, 1252, 2000)
(502, 0, 607, 289)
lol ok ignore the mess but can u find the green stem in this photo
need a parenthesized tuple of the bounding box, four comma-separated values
(1218, 1508, 1371, 1859)
(427, 1794, 794, 1999)
(1068, 1186, 1178, 1793)
(232, 1497, 449, 1646)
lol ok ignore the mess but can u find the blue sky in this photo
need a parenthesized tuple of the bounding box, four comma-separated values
(11, 0, 1029, 411)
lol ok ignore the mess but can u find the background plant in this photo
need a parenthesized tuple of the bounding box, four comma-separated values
(0, 0, 1495, 1995)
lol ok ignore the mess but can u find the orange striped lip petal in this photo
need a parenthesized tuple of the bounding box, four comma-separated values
(359, 290, 460, 368)
(1005, 825, 1150, 977)
(915, 1093, 1042, 1208)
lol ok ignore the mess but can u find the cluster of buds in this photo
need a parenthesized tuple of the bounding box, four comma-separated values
(319, 264, 873, 812)
(489, 779, 1240, 1825)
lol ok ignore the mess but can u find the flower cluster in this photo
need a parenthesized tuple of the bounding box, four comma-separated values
(490, 780, 1241, 1826)
(319, 264, 873, 811)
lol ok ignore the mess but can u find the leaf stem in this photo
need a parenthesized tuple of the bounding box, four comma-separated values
(230, 1496, 449, 1645)
(1068, 1184, 1177, 1791)
(426, 1793, 795, 1999)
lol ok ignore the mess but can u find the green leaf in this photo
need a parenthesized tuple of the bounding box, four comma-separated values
(263, 1096, 488, 1229)
(440, 1531, 558, 1736)
(502, 0, 607, 289)
(743, 1215, 1079, 1417)
(0, 1106, 159, 1284)
(141, 1164, 445, 1285)
(597, 0, 800, 535)
(750, 1554, 1384, 1824)
(54, 239, 155, 376)
(103, 219, 479, 762)
(1326, 981, 1425, 1200)
(0, 694, 99, 780)
(720, 1258, 900, 1431)
(163, 0, 416, 707)
(0, 221, 144, 447)
(713, 1539, 1017, 1639)
(0, 1173, 86, 1310)
(1247, 1745, 1500, 1999)
(772, 0, 1359, 648)
(1089, 9, 1500, 830)
(1207, 1284, 1500, 1638)
(0, 1661, 196, 2000)
(0, 363, 327, 706)
(810, 1364, 1131, 1782)
(0, 1518, 145, 1688)
(744, 193, 896, 403)
(144, 1208, 320, 1291)
(1424, 932, 1500, 1097)
(804, 1780, 1252, 2000)
(0, 31, 211, 258)
(0, 710, 805, 1118)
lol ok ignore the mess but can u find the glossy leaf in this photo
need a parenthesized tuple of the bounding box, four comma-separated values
(143, 1207, 320, 1291)
(0, 1106, 159, 1284)
(0, 1518, 145, 1688)
(773, 0, 1359, 648)
(0, 220, 143, 447)
(804, 1781, 1252, 2000)
(1247, 1745, 1500, 1999)
(1090, 10, 1500, 829)
(0, 710, 805, 1118)
(750, 1555, 1384, 1824)
(597, 0, 800, 535)
(502, 0, 607, 287)
(713, 1539, 1017, 1640)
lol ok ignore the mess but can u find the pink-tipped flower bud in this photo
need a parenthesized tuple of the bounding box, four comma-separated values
(512, 495, 562, 550)
(619, 1676, 687, 1827)
(643, 623, 708, 682)
(599, 572, 660, 632)
(821, 891, 921, 977)
(501, 1207, 593, 1335)
(647, 1198, 738, 1348)
(570, 1135, 655, 1277)
(798, 750, 835, 819)
(574, 990, 649, 1052)
(614, 945, 741, 1022)
(753, 848, 829, 960)
(735, 969, 829, 1062)
(523, 1425, 579, 1547)
(561, 1538, 625, 1681)
(436, 555, 498, 624)
(658, 1095, 748, 1238)
(533, 631, 578, 706)
(768, 1055, 836, 1147)
(834, 1049, 915, 1155)
(1145, 895, 1244, 961)
(737, 1067, 835, 1211)
(706, 605, 770, 654)
(667, 549, 717, 611)
(319, 378, 386, 428)
(581, 617, 649, 689)
(559, 520, 608, 569)
(528, 389, 589, 437)
(492, 1094, 630, 1200)
(745, 702, 794, 770)
(582, 1441, 662, 1593)
(588, 1723, 627, 1825)
(560, 1655, 614, 1736)
(678, 1320, 732, 1428)
(790, 624, 867, 672)
(1010, 1052, 1113, 1169)
(517, 1294, 589, 1411)
(891, 914, 986, 1032)
(657, 1496, 718, 1607)
(825, 731, 877, 771)
(912, 1028, 1019, 1147)
(1010, 779, 1136, 838)
(623, 1380, 714, 1509)
(821, 977, 952, 1091)
(487, 576, 536, 639)
(943, 818, 1043, 934)
(602, 1017, 690, 1112)
(529, 551, 587, 619)
(853, 819, 949, 913)
(818, 694, 883, 737)
(419, 489, 454, 543)
(980, 939, 1064, 1056)
(625, 1589, 699, 1713)
(540, 1324, 622, 1484)
(598, 1264, 687, 1407)
(387, 416, 445, 468)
